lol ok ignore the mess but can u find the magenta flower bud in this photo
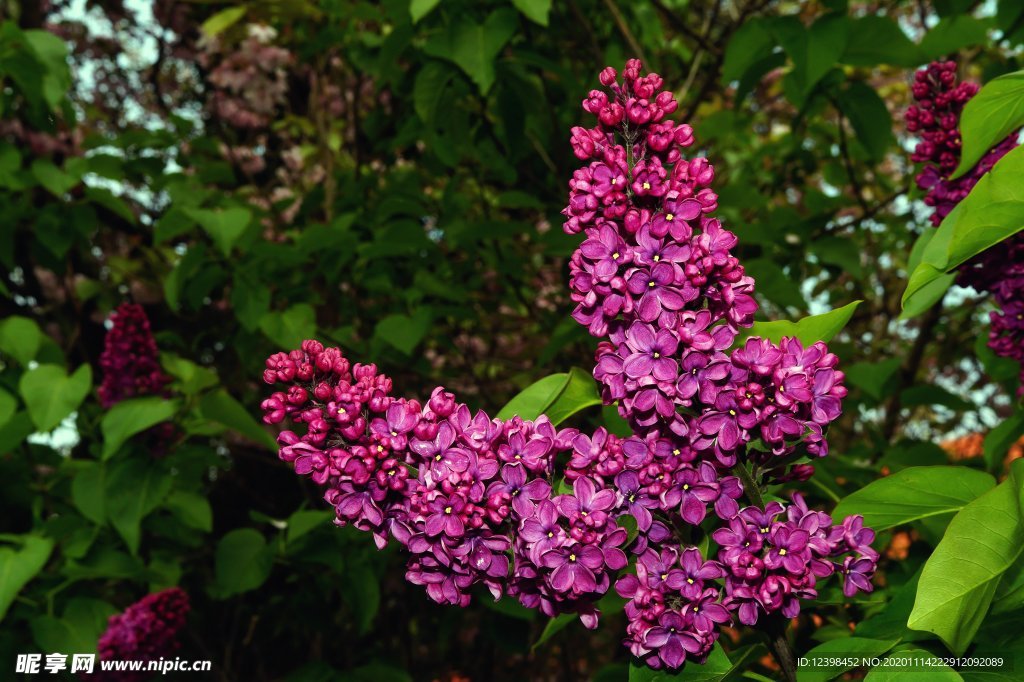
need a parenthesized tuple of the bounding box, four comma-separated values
(599, 66, 617, 86)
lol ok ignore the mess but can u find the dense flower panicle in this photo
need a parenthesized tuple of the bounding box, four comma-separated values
(97, 303, 172, 409)
(906, 61, 1024, 391)
(261, 61, 877, 672)
(91, 588, 190, 682)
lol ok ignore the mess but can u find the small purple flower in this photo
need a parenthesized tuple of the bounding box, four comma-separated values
(643, 611, 702, 669)
(623, 321, 680, 382)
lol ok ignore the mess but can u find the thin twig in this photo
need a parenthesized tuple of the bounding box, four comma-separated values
(602, 0, 647, 64)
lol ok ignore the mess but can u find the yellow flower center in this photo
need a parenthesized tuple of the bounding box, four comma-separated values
(642, 182, 651, 190)
(779, 549, 787, 556)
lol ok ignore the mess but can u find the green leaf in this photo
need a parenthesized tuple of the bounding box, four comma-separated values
(744, 300, 860, 345)
(863, 649, 962, 681)
(23, 29, 71, 109)
(837, 82, 895, 161)
(286, 509, 333, 546)
(201, 6, 248, 36)
(100, 396, 179, 459)
(984, 412, 1024, 472)
(721, 18, 777, 84)
(840, 16, 924, 67)
(30, 598, 115, 654)
(920, 16, 991, 60)
(902, 145, 1024, 314)
(199, 389, 276, 450)
(19, 364, 92, 432)
(161, 354, 219, 395)
(497, 373, 569, 421)
(30, 158, 77, 196)
(339, 559, 380, 634)
(0, 389, 17, 431)
(410, 0, 441, 23)
(908, 460, 1024, 654)
(546, 367, 602, 426)
(951, 70, 1024, 179)
(533, 613, 575, 650)
(166, 490, 213, 532)
(511, 0, 552, 26)
(186, 207, 252, 256)
(772, 13, 850, 105)
(71, 461, 107, 525)
(832, 466, 996, 531)
(795, 638, 898, 682)
(628, 642, 732, 680)
(0, 535, 54, 622)
(106, 458, 172, 554)
(259, 304, 317, 350)
(374, 308, 433, 355)
(414, 61, 456, 128)
(214, 528, 273, 597)
(844, 358, 901, 401)
(0, 315, 42, 364)
(423, 8, 517, 94)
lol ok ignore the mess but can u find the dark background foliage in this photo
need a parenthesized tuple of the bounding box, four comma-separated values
(1, 0, 1022, 679)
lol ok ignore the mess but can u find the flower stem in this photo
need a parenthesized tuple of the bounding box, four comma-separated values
(761, 613, 798, 682)
(734, 459, 765, 509)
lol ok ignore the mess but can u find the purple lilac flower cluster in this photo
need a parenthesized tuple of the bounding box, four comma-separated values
(97, 303, 171, 409)
(905, 61, 1024, 392)
(559, 60, 874, 669)
(262, 340, 626, 625)
(261, 62, 879, 672)
(91, 588, 190, 682)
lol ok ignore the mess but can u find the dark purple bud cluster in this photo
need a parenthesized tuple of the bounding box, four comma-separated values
(906, 61, 1024, 392)
(91, 588, 190, 682)
(97, 303, 172, 409)
(261, 62, 878, 672)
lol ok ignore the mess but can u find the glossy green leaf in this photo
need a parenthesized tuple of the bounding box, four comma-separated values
(259, 304, 317, 350)
(0, 389, 16, 431)
(545, 367, 602, 426)
(920, 16, 992, 60)
(71, 461, 107, 525)
(199, 389, 277, 450)
(422, 9, 517, 94)
(951, 70, 1024, 179)
(166, 490, 213, 532)
(840, 16, 924, 67)
(106, 458, 173, 554)
(511, 0, 551, 26)
(19, 364, 92, 432)
(30, 158, 77, 196)
(200, 6, 247, 36)
(908, 460, 1024, 654)
(375, 308, 433, 355)
(214, 528, 273, 597)
(721, 18, 776, 84)
(0, 535, 54, 622)
(409, 0, 441, 23)
(30, 598, 115, 654)
(984, 412, 1024, 472)
(0, 315, 42, 364)
(837, 82, 894, 161)
(832, 466, 995, 531)
(744, 300, 861, 345)
(497, 373, 569, 421)
(100, 396, 179, 459)
(186, 207, 251, 256)
(902, 145, 1024, 315)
